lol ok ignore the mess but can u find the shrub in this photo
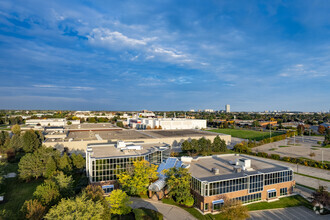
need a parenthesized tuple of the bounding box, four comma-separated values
(317, 141, 322, 145)
(261, 152, 268, 158)
(183, 196, 194, 207)
(271, 154, 280, 160)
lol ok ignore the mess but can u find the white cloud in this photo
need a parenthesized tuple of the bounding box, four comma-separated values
(88, 28, 155, 49)
(33, 84, 94, 91)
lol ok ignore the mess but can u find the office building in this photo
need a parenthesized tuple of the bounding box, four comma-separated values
(187, 154, 294, 213)
(225, 104, 230, 113)
(86, 141, 170, 193)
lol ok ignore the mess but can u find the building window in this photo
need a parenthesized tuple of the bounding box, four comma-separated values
(204, 203, 209, 211)
(102, 185, 114, 194)
(212, 199, 224, 211)
(233, 192, 261, 204)
(280, 188, 287, 196)
(267, 189, 276, 199)
(249, 174, 263, 193)
(265, 170, 293, 185)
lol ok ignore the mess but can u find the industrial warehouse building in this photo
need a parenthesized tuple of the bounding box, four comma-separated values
(45, 128, 231, 154)
(187, 154, 295, 213)
(86, 141, 170, 193)
(128, 118, 207, 130)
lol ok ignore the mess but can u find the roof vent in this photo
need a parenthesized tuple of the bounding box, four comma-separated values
(212, 167, 220, 175)
(233, 165, 242, 173)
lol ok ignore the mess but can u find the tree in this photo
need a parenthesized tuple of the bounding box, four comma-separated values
(11, 124, 21, 135)
(45, 194, 104, 219)
(297, 124, 305, 136)
(212, 135, 227, 152)
(311, 186, 330, 207)
(18, 153, 44, 180)
(118, 160, 158, 195)
(0, 161, 5, 191)
(324, 128, 330, 145)
(84, 185, 104, 202)
(233, 142, 251, 154)
(44, 157, 57, 178)
(106, 189, 132, 216)
(9, 134, 23, 151)
(71, 153, 85, 170)
(21, 199, 46, 220)
(58, 153, 72, 174)
(0, 131, 9, 147)
(221, 200, 250, 220)
(50, 172, 74, 197)
(33, 180, 61, 206)
(181, 140, 192, 152)
(318, 125, 326, 135)
(22, 130, 42, 153)
(165, 167, 192, 204)
(252, 120, 260, 127)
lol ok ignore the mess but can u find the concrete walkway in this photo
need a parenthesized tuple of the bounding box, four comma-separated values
(130, 197, 197, 220)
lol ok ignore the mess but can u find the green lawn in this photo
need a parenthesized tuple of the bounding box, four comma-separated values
(279, 146, 289, 148)
(0, 177, 43, 219)
(0, 162, 43, 219)
(246, 195, 311, 211)
(209, 129, 283, 141)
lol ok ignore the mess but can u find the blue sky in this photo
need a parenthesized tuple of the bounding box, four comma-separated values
(0, 0, 329, 112)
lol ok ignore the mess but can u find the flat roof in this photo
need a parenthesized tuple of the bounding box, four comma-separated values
(66, 130, 150, 141)
(67, 123, 118, 130)
(188, 154, 290, 182)
(141, 129, 226, 138)
(88, 142, 169, 159)
(63, 129, 226, 142)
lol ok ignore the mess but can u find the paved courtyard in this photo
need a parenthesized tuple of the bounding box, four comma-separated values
(248, 206, 329, 220)
(252, 136, 330, 162)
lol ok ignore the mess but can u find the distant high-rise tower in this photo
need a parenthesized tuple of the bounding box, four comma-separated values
(225, 104, 230, 113)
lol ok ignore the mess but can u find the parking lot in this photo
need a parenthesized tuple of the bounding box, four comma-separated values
(252, 136, 330, 162)
(249, 206, 329, 220)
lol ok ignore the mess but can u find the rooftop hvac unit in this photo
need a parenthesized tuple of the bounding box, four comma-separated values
(211, 167, 220, 175)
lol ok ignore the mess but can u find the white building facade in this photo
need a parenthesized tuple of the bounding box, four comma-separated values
(128, 118, 207, 130)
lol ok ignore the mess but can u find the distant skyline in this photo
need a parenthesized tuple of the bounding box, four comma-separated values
(0, 1, 329, 112)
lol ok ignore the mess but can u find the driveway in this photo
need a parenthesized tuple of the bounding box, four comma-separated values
(130, 197, 197, 220)
(248, 206, 329, 220)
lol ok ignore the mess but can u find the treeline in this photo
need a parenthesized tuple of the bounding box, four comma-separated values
(181, 136, 227, 156)
(0, 125, 45, 162)
(0, 116, 24, 125)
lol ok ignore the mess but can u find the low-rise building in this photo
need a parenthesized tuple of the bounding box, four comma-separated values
(187, 154, 294, 213)
(25, 118, 80, 127)
(86, 141, 170, 193)
(128, 118, 207, 130)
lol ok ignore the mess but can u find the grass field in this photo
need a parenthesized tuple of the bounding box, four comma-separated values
(0, 162, 43, 219)
(246, 195, 311, 211)
(0, 177, 43, 219)
(209, 129, 283, 141)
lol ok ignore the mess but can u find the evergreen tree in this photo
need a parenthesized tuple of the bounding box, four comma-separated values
(22, 130, 41, 153)
(44, 157, 57, 178)
(58, 153, 72, 174)
(71, 153, 85, 170)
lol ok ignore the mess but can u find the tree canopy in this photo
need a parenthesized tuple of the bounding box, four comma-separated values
(22, 130, 42, 153)
(165, 167, 192, 204)
(118, 160, 158, 195)
(45, 193, 104, 219)
(106, 189, 132, 216)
